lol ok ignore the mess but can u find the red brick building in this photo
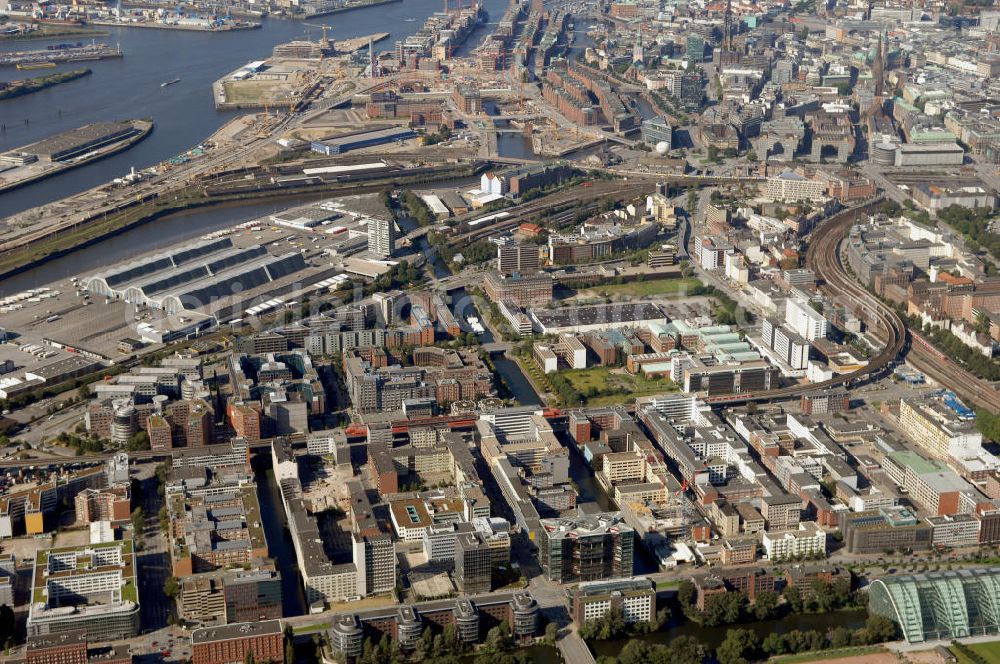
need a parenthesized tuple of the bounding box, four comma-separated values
(192, 621, 283, 664)
(228, 404, 262, 443)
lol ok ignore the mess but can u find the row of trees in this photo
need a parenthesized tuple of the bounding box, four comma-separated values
(370, 262, 423, 294)
(400, 190, 435, 227)
(596, 634, 706, 664)
(718, 615, 899, 664)
(598, 615, 897, 664)
(339, 621, 523, 664)
(908, 315, 1000, 382)
(578, 607, 671, 641)
(936, 204, 1000, 263)
(676, 577, 860, 628)
(977, 409, 1000, 443)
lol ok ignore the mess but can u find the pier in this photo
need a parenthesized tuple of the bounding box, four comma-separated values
(0, 42, 122, 67)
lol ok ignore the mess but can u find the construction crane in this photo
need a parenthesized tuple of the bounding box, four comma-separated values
(304, 22, 334, 54)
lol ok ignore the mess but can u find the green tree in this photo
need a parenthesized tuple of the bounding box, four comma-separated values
(828, 625, 853, 649)
(543, 621, 559, 644)
(243, 650, 255, 664)
(483, 621, 511, 653)
(667, 635, 707, 664)
(131, 507, 146, 539)
(163, 576, 179, 598)
(752, 590, 780, 620)
(716, 628, 759, 664)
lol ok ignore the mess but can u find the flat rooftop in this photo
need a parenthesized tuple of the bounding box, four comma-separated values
(24, 122, 133, 158)
(531, 302, 665, 328)
(192, 619, 282, 644)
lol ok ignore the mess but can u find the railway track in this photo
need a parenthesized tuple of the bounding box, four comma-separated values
(448, 180, 652, 247)
(908, 332, 1000, 412)
(704, 199, 906, 405)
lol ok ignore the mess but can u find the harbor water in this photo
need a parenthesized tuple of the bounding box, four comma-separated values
(0, 0, 512, 217)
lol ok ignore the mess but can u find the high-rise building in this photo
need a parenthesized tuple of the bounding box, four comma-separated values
(147, 415, 173, 451)
(455, 532, 492, 594)
(74, 486, 131, 524)
(785, 298, 828, 341)
(678, 73, 703, 109)
(497, 244, 540, 276)
(368, 217, 397, 259)
(685, 35, 705, 62)
(538, 513, 634, 584)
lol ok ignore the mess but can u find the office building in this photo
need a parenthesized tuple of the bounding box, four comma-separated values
(455, 531, 492, 595)
(641, 116, 672, 148)
(497, 244, 540, 276)
(25, 632, 131, 664)
(538, 513, 634, 583)
(898, 398, 983, 462)
(785, 298, 828, 341)
(27, 541, 140, 641)
(569, 577, 656, 626)
(368, 216, 397, 260)
(192, 620, 284, 664)
(840, 507, 933, 554)
(762, 522, 827, 561)
(223, 569, 283, 624)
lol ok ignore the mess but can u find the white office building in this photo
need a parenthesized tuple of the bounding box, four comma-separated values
(785, 298, 828, 341)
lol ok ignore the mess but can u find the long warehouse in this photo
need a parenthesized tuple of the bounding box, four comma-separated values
(83, 237, 306, 314)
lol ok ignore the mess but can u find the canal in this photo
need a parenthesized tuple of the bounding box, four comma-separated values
(252, 451, 308, 618)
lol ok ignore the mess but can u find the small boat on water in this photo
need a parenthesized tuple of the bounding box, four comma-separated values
(161, 78, 181, 88)
(16, 62, 56, 70)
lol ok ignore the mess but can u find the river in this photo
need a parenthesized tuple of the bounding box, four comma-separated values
(0, 193, 326, 294)
(0, 0, 513, 217)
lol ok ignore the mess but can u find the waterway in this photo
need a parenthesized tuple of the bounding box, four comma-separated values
(589, 609, 870, 657)
(0, 0, 513, 217)
(252, 452, 309, 617)
(0, 194, 324, 295)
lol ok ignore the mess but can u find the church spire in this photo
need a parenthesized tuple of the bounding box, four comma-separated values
(724, 0, 734, 52)
(873, 31, 885, 99)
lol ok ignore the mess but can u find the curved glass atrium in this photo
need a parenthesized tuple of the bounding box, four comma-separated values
(868, 568, 1000, 643)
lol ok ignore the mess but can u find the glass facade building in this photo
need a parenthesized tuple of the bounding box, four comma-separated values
(868, 568, 1000, 643)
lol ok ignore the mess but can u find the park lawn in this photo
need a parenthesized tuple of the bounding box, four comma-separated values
(769, 645, 888, 663)
(562, 366, 678, 406)
(966, 640, 1000, 662)
(583, 277, 702, 299)
(951, 650, 977, 664)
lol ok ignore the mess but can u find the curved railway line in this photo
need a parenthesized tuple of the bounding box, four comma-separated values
(704, 199, 907, 405)
(8, 193, 997, 472)
(707, 198, 997, 410)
